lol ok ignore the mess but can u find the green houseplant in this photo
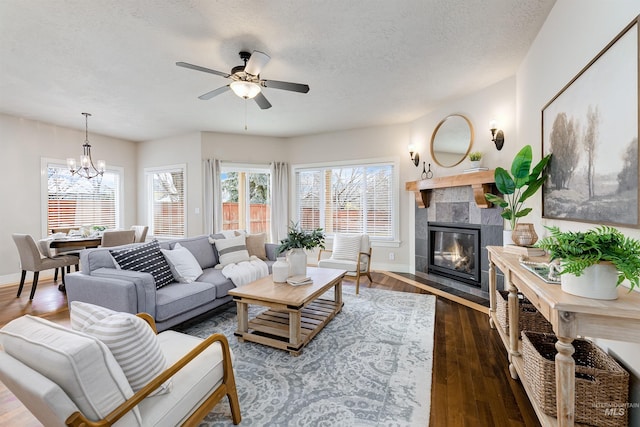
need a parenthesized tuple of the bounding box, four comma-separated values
(535, 225, 640, 296)
(485, 145, 551, 232)
(276, 222, 325, 276)
(468, 151, 482, 161)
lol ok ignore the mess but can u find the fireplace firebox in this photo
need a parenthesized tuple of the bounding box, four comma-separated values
(428, 222, 481, 286)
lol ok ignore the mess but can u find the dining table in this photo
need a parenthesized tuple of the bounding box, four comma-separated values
(39, 236, 103, 292)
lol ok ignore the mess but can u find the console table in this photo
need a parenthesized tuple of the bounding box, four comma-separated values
(487, 246, 640, 427)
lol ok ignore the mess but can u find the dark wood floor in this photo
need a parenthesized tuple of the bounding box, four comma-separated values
(0, 272, 540, 427)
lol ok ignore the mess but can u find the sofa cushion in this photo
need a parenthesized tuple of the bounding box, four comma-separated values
(0, 315, 142, 425)
(210, 235, 250, 267)
(155, 281, 218, 322)
(197, 268, 236, 297)
(161, 243, 204, 283)
(239, 232, 267, 260)
(110, 240, 174, 289)
(170, 235, 218, 269)
(69, 301, 172, 396)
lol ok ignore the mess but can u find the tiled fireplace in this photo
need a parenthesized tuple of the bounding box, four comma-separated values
(415, 185, 504, 299)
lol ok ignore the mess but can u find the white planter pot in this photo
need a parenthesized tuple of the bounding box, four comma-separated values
(560, 262, 619, 300)
(503, 230, 513, 247)
(272, 257, 290, 283)
(287, 248, 307, 277)
(470, 160, 482, 168)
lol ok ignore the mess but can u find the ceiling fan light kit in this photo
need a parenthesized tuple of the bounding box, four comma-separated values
(176, 50, 310, 110)
(230, 80, 261, 99)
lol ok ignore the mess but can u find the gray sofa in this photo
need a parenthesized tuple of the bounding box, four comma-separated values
(65, 234, 278, 331)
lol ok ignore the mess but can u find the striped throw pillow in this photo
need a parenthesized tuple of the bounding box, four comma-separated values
(70, 301, 172, 396)
(209, 235, 251, 267)
(110, 240, 174, 289)
(331, 234, 362, 261)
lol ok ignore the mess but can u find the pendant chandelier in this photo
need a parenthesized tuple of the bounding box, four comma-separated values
(67, 112, 105, 179)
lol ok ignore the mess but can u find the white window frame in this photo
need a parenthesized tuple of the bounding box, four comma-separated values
(145, 164, 187, 239)
(220, 162, 271, 236)
(292, 157, 400, 247)
(40, 157, 124, 237)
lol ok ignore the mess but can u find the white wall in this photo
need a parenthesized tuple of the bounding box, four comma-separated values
(137, 132, 203, 236)
(516, 1, 640, 422)
(0, 113, 137, 283)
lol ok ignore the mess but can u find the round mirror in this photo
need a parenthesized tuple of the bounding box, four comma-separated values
(430, 114, 474, 167)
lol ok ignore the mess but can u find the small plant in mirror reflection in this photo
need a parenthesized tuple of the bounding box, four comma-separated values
(469, 152, 482, 161)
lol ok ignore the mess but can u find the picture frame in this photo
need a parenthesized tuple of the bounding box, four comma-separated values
(542, 16, 639, 227)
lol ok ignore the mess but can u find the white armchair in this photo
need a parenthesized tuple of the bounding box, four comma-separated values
(0, 312, 241, 426)
(317, 233, 373, 294)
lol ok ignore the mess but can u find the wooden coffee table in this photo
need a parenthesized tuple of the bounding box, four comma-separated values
(228, 267, 346, 356)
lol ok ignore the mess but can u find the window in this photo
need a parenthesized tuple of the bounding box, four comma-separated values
(146, 165, 186, 238)
(295, 161, 397, 241)
(220, 165, 270, 238)
(45, 160, 122, 233)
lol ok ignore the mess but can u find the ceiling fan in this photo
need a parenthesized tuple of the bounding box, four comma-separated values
(176, 50, 310, 110)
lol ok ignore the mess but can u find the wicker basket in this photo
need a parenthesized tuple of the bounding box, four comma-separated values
(495, 290, 553, 335)
(521, 331, 629, 427)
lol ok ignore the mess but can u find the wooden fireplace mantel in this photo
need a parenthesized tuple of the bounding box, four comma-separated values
(405, 169, 495, 209)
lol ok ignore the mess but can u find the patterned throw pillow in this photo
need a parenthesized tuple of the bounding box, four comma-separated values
(109, 240, 174, 289)
(209, 234, 251, 268)
(69, 301, 172, 396)
(331, 233, 362, 261)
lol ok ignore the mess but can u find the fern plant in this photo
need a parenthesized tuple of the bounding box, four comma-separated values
(535, 225, 640, 290)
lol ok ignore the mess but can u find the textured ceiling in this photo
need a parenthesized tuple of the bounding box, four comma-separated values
(0, 0, 555, 141)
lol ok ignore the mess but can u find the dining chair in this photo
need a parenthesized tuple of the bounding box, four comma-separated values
(12, 234, 80, 300)
(130, 225, 149, 243)
(101, 229, 136, 247)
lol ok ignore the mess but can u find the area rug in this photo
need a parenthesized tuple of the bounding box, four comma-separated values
(174, 286, 436, 426)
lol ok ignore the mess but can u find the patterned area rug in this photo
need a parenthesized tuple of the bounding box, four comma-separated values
(174, 286, 436, 426)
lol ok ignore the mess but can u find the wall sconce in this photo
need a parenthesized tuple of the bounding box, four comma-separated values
(490, 120, 505, 151)
(408, 143, 420, 167)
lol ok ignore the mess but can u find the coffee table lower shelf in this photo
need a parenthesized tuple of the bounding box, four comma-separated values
(234, 298, 342, 356)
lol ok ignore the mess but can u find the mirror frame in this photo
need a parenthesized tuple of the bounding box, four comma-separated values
(430, 114, 475, 168)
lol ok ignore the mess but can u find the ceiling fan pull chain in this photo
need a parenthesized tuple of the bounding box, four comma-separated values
(244, 99, 248, 131)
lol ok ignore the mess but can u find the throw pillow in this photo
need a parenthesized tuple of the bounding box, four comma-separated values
(209, 234, 250, 267)
(70, 301, 172, 396)
(331, 233, 362, 261)
(109, 240, 174, 289)
(237, 231, 267, 260)
(161, 243, 204, 283)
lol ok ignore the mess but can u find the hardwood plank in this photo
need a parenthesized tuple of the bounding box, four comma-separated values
(0, 272, 540, 426)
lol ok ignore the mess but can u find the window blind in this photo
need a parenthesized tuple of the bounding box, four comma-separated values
(295, 163, 394, 239)
(47, 165, 119, 232)
(148, 169, 185, 238)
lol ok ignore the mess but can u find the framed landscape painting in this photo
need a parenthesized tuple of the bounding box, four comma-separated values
(542, 16, 639, 227)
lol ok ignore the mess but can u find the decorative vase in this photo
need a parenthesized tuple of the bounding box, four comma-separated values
(511, 223, 538, 246)
(503, 230, 513, 247)
(560, 262, 619, 300)
(287, 248, 307, 277)
(272, 257, 290, 283)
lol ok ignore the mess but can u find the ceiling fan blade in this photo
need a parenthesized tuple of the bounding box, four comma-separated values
(254, 92, 272, 109)
(198, 85, 230, 100)
(262, 79, 310, 93)
(245, 51, 270, 76)
(176, 62, 230, 78)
